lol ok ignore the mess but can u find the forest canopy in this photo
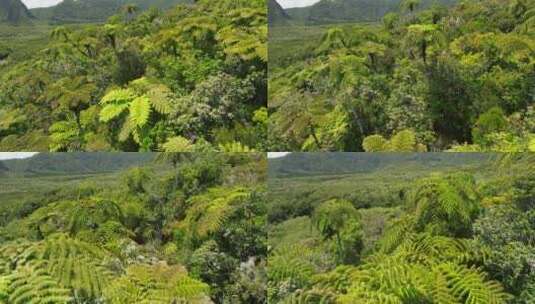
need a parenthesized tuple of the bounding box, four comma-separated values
(269, 0, 535, 152)
(0, 0, 267, 152)
(268, 153, 535, 303)
(0, 152, 267, 303)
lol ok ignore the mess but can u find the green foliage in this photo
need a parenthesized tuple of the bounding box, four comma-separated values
(268, 154, 534, 303)
(407, 173, 480, 237)
(0, 0, 266, 151)
(363, 130, 427, 152)
(0, 235, 112, 302)
(0, 153, 266, 303)
(161, 136, 195, 152)
(104, 264, 209, 303)
(1, 264, 72, 304)
(270, 0, 535, 151)
(313, 199, 364, 264)
(362, 134, 388, 152)
(179, 187, 250, 243)
(472, 107, 509, 146)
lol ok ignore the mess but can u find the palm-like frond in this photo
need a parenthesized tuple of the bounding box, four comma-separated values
(179, 187, 250, 241)
(5, 263, 72, 304)
(104, 264, 208, 303)
(129, 96, 151, 127)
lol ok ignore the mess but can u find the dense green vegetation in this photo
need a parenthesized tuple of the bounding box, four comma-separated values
(269, 0, 535, 152)
(0, 152, 267, 303)
(0, 0, 267, 152)
(268, 153, 535, 303)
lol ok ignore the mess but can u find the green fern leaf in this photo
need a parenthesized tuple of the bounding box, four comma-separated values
(161, 137, 194, 152)
(100, 88, 136, 105)
(129, 96, 151, 127)
(147, 85, 173, 115)
(99, 103, 129, 122)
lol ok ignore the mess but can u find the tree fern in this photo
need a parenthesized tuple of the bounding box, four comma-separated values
(362, 130, 427, 152)
(67, 198, 124, 235)
(48, 118, 80, 152)
(304, 228, 512, 304)
(36, 236, 112, 300)
(281, 288, 337, 304)
(268, 250, 315, 288)
(378, 216, 416, 254)
(316, 28, 347, 55)
(218, 141, 255, 152)
(99, 103, 130, 123)
(104, 264, 208, 304)
(99, 78, 174, 147)
(146, 84, 174, 115)
(217, 8, 267, 62)
(176, 16, 218, 51)
(161, 136, 195, 152)
(406, 173, 480, 237)
(436, 262, 511, 304)
(129, 96, 151, 127)
(313, 265, 360, 293)
(0, 235, 114, 302)
(101, 88, 136, 106)
(4, 263, 72, 304)
(99, 88, 136, 122)
(179, 187, 250, 242)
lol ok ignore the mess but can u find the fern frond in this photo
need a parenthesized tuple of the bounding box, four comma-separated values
(218, 141, 255, 152)
(100, 88, 136, 105)
(118, 119, 135, 142)
(129, 96, 151, 127)
(5, 264, 72, 304)
(147, 85, 173, 115)
(179, 187, 250, 240)
(99, 103, 129, 122)
(104, 264, 208, 303)
(161, 137, 194, 152)
(437, 262, 511, 304)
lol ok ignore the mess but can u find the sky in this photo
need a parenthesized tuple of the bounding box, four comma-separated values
(0, 153, 38, 160)
(22, 0, 62, 9)
(267, 152, 290, 159)
(276, 0, 321, 9)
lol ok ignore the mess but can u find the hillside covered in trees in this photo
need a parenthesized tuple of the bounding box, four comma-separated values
(30, 0, 193, 24)
(0, 0, 267, 152)
(0, 153, 154, 175)
(269, 0, 535, 152)
(0, 152, 267, 303)
(268, 153, 535, 303)
(282, 0, 457, 25)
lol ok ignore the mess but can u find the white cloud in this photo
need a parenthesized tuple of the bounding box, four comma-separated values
(22, 0, 63, 9)
(276, 0, 321, 9)
(0, 153, 38, 160)
(268, 152, 290, 159)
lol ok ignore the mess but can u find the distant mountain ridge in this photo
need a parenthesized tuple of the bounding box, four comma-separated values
(268, 0, 290, 25)
(0, 0, 33, 24)
(31, 0, 192, 23)
(0, 153, 155, 175)
(269, 153, 493, 177)
(0, 161, 8, 175)
(279, 0, 457, 25)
